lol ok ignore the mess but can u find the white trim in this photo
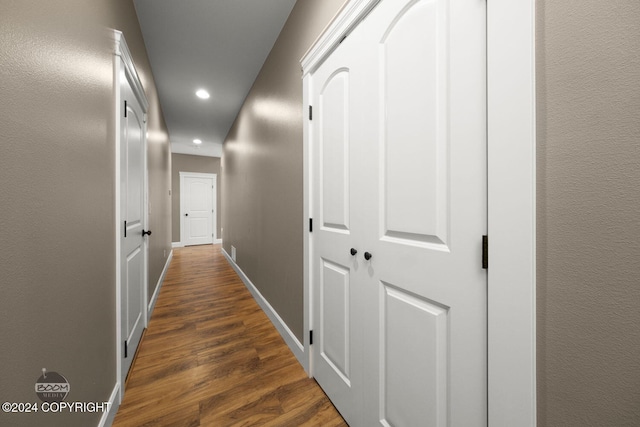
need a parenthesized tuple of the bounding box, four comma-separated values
(487, 1, 537, 426)
(113, 31, 123, 406)
(300, 0, 381, 74)
(178, 171, 218, 179)
(97, 382, 120, 427)
(114, 30, 150, 402)
(148, 250, 173, 321)
(222, 247, 306, 369)
(179, 171, 217, 247)
(114, 33, 148, 112)
(172, 242, 184, 248)
(300, 0, 536, 425)
(302, 72, 312, 375)
(213, 238, 222, 244)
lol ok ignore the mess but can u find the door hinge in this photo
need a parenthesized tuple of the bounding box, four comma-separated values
(124, 341, 128, 358)
(309, 218, 313, 232)
(124, 100, 127, 118)
(309, 330, 313, 345)
(124, 220, 127, 238)
(482, 235, 488, 269)
(309, 105, 313, 120)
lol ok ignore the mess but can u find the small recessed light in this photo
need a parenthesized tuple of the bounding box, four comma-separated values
(195, 89, 210, 99)
(193, 139, 202, 144)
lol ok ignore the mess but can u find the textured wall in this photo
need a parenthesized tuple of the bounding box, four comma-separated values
(536, 1, 640, 425)
(222, 0, 347, 341)
(171, 153, 222, 243)
(0, 0, 170, 425)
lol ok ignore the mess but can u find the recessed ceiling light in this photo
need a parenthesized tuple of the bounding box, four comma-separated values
(195, 89, 210, 99)
(193, 139, 202, 144)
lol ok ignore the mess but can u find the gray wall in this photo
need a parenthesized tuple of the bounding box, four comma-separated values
(222, 0, 347, 342)
(536, 1, 640, 426)
(0, 0, 171, 426)
(171, 153, 222, 243)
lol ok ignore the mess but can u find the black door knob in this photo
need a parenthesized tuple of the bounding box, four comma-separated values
(364, 252, 372, 260)
(350, 248, 358, 256)
(142, 229, 152, 236)
(185, 213, 189, 216)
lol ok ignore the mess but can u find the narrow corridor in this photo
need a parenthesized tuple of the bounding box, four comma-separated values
(113, 245, 346, 426)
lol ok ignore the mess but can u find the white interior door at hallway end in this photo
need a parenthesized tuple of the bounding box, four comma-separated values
(120, 75, 148, 384)
(183, 175, 214, 246)
(310, 0, 487, 425)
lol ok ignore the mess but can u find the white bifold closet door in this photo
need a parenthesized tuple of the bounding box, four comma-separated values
(310, 0, 487, 426)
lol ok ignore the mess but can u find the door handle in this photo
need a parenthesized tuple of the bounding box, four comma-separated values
(142, 229, 152, 236)
(364, 252, 372, 260)
(185, 213, 189, 216)
(350, 248, 358, 256)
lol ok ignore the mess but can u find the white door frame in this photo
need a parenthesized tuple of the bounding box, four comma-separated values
(114, 31, 150, 403)
(179, 171, 218, 246)
(301, 0, 536, 425)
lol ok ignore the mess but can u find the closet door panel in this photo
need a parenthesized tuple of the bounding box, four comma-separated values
(380, 0, 449, 247)
(320, 70, 351, 232)
(363, 0, 488, 425)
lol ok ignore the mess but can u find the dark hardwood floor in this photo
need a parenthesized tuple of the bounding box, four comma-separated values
(113, 244, 347, 427)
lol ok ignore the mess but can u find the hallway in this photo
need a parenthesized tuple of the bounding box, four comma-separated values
(113, 245, 346, 426)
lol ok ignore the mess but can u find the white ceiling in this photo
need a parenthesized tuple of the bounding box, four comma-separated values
(133, 0, 298, 157)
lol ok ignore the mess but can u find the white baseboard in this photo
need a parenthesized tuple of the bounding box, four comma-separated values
(174, 240, 222, 247)
(97, 382, 120, 427)
(148, 249, 173, 321)
(222, 248, 306, 369)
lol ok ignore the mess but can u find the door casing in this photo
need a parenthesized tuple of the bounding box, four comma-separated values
(114, 30, 150, 403)
(301, 0, 536, 425)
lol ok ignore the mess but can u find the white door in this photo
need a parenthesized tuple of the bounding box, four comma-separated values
(310, 0, 487, 425)
(120, 76, 148, 384)
(311, 32, 374, 424)
(183, 175, 214, 246)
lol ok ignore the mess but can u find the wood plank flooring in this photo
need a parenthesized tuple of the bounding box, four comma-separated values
(113, 245, 347, 427)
